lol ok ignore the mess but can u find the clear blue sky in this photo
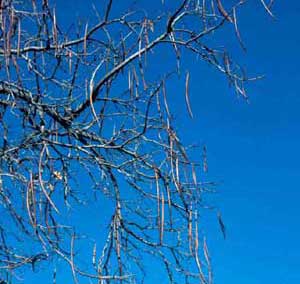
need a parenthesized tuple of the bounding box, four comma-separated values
(23, 1, 300, 283)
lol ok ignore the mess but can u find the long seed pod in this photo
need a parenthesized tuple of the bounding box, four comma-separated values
(203, 145, 208, 173)
(132, 66, 139, 86)
(162, 80, 170, 118)
(175, 157, 180, 183)
(194, 212, 206, 284)
(70, 234, 78, 284)
(160, 192, 165, 244)
(216, 0, 233, 23)
(84, 23, 88, 57)
(260, 0, 275, 18)
(204, 238, 213, 284)
(52, 9, 58, 52)
(26, 172, 36, 227)
(211, 0, 218, 21)
(17, 18, 21, 56)
(202, 0, 207, 30)
(233, 7, 246, 51)
(92, 243, 97, 268)
(114, 217, 122, 277)
(68, 50, 72, 74)
(166, 184, 173, 227)
(185, 72, 193, 118)
(192, 163, 197, 186)
(188, 209, 193, 255)
(155, 170, 161, 235)
(39, 144, 59, 213)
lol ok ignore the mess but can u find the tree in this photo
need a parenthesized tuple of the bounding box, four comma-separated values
(0, 0, 275, 283)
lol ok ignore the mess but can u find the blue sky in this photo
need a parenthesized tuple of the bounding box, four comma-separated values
(17, 1, 300, 283)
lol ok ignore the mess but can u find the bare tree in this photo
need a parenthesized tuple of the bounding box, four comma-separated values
(0, 0, 274, 283)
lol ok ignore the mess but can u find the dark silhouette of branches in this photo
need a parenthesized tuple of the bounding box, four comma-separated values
(0, 0, 275, 283)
